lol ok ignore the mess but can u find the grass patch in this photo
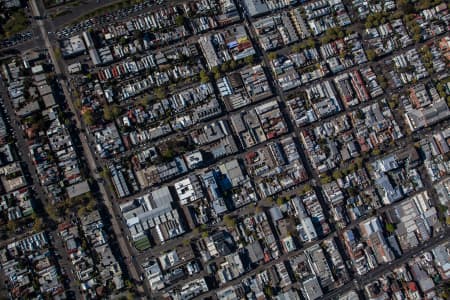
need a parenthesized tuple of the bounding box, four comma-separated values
(134, 236, 151, 251)
(3, 11, 29, 37)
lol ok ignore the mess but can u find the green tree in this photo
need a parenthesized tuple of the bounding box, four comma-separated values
(138, 96, 151, 107)
(244, 55, 254, 65)
(74, 98, 82, 110)
(46, 205, 59, 221)
(100, 167, 111, 179)
(126, 291, 135, 300)
(223, 215, 236, 228)
(385, 223, 395, 233)
(366, 49, 376, 61)
(54, 47, 61, 59)
(111, 105, 122, 118)
(33, 218, 44, 232)
(86, 199, 96, 212)
(230, 60, 237, 70)
(133, 30, 143, 40)
(7, 220, 17, 233)
(264, 286, 273, 297)
(398, 0, 415, 14)
(212, 66, 221, 80)
(161, 148, 174, 160)
(154, 87, 166, 100)
(276, 197, 285, 206)
(332, 169, 343, 180)
(320, 175, 332, 185)
(103, 105, 113, 121)
(78, 206, 87, 217)
(372, 148, 381, 156)
(291, 44, 301, 53)
(354, 157, 363, 169)
(377, 75, 387, 90)
(199, 70, 209, 83)
(306, 37, 315, 48)
(301, 184, 313, 194)
(83, 110, 95, 126)
(221, 61, 230, 73)
(175, 15, 185, 26)
(268, 52, 278, 60)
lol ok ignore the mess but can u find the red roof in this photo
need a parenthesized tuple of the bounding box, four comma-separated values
(408, 282, 418, 292)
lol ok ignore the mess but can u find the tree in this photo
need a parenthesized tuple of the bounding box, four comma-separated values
(230, 60, 237, 70)
(125, 291, 135, 300)
(212, 66, 221, 80)
(264, 286, 273, 297)
(7, 220, 17, 233)
(356, 109, 365, 120)
(268, 52, 278, 60)
(332, 169, 343, 180)
(124, 279, 134, 290)
(78, 206, 87, 217)
(354, 157, 363, 169)
(388, 100, 397, 110)
(103, 105, 113, 121)
(86, 199, 96, 212)
(398, 0, 415, 14)
(244, 55, 254, 65)
(199, 70, 209, 83)
(54, 47, 61, 59)
(138, 95, 151, 107)
(385, 223, 395, 233)
(276, 197, 285, 206)
(221, 61, 230, 73)
(223, 215, 236, 228)
(133, 30, 143, 40)
(46, 205, 59, 221)
(82, 110, 95, 126)
(154, 87, 166, 100)
(100, 167, 111, 179)
(377, 75, 387, 90)
(320, 175, 332, 185)
(161, 148, 174, 160)
(291, 44, 301, 53)
(111, 105, 122, 119)
(306, 37, 315, 48)
(366, 49, 376, 61)
(33, 218, 44, 232)
(74, 98, 82, 110)
(175, 15, 185, 27)
(372, 148, 381, 156)
(301, 184, 313, 194)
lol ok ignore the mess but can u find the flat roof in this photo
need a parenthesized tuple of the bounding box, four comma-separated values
(67, 180, 90, 199)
